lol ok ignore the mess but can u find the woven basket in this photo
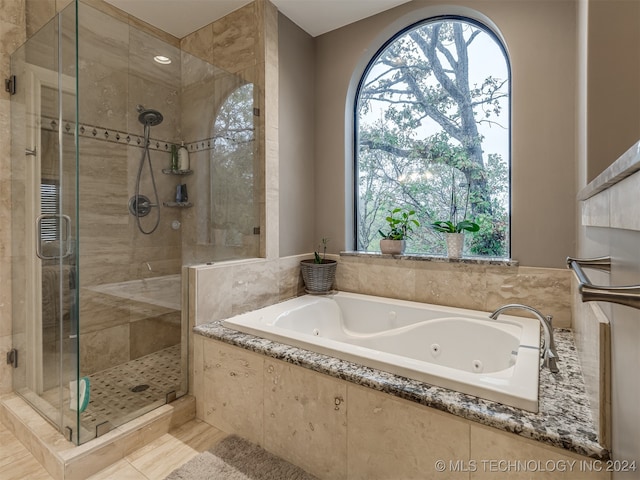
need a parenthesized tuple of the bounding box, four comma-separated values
(300, 259, 337, 293)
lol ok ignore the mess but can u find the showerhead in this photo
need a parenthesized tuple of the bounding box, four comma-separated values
(136, 106, 164, 127)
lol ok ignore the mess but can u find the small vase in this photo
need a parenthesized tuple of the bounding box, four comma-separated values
(380, 239, 406, 255)
(446, 233, 464, 258)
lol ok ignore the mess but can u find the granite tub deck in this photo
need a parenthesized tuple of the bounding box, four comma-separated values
(194, 322, 608, 460)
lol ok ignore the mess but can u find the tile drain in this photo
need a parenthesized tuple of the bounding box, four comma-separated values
(130, 384, 150, 393)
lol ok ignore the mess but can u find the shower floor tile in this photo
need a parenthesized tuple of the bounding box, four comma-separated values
(40, 344, 182, 440)
(81, 344, 182, 429)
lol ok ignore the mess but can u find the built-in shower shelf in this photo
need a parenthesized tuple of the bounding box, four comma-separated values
(163, 201, 193, 208)
(162, 169, 193, 176)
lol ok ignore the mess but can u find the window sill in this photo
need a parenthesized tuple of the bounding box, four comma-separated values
(340, 250, 518, 267)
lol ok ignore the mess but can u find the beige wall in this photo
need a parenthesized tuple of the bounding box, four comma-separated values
(277, 13, 316, 257)
(314, 0, 577, 268)
(586, 0, 640, 182)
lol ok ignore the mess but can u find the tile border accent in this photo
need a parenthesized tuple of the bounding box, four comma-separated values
(41, 115, 172, 153)
(41, 115, 255, 154)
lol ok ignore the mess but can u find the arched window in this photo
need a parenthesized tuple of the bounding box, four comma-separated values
(355, 16, 510, 257)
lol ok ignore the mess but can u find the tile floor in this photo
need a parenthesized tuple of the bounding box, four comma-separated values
(37, 344, 183, 443)
(0, 416, 228, 479)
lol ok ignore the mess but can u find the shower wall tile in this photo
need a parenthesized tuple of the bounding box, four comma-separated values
(79, 253, 132, 286)
(127, 27, 181, 143)
(129, 312, 180, 359)
(180, 52, 217, 142)
(23, 16, 57, 71)
(0, 2, 25, 110)
(0, 334, 12, 394)
(128, 74, 181, 144)
(180, 24, 214, 64)
(0, 257, 11, 336)
(264, 359, 347, 480)
(80, 0, 129, 25)
(77, 5, 129, 131)
(1, 0, 26, 27)
(126, 14, 180, 49)
(128, 27, 182, 91)
(25, 0, 54, 39)
(80, 323, 130, 375)
(0, 178, 11, 257)
(0, 54, 9, 102)
(211, 2, 258, 74)
(78, 290, 130, 334)
(263, 0, 278, 69)
(0, 18, 26, 70)
(0, 98, 13, 172)
(180, 150, 209, 255)
(128, 255, 182, 280)
(56, 0, 73, 12)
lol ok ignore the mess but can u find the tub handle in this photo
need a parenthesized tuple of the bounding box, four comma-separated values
(567, 256, 640, 311)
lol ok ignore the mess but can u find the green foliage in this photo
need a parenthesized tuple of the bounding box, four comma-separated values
(313, 237, 329, 264)
(430, 220, 480, 234)
(468, 214, 508, 256)
(378, 208, 420, 240)
(356, 17, 510, 257)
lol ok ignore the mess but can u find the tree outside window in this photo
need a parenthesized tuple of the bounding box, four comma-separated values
(355, 17, 510, 257)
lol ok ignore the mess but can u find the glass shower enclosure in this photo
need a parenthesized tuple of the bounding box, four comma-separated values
(10, 0, 260, 445)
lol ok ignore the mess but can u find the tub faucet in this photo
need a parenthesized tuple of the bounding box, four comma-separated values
(489, 304, 559, 374)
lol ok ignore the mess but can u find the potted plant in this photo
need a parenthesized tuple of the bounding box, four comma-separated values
(300, 238, 337, 294)
(430, 219, 479, 258)
(378, 208, 420, 255)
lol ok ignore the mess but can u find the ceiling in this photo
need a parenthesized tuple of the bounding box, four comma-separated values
(103, 0, 411, 39)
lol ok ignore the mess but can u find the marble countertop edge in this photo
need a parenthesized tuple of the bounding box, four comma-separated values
(578, 140, 640, 200)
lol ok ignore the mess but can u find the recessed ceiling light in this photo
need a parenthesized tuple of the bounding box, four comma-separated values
(153, 55, 172, 65)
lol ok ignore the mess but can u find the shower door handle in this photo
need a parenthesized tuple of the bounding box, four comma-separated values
(36, 214, 72, 260)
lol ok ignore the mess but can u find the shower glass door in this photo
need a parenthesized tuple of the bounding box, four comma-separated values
(10, 3, 80, 441)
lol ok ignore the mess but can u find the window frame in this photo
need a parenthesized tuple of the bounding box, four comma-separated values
(352, 15, 512, 258)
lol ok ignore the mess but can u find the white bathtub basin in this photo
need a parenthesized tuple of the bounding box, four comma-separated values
(222, 291, 541, 411)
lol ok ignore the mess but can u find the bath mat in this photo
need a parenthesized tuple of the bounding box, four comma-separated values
(165, 434, 318, 480)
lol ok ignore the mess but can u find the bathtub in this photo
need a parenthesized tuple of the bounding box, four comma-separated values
(222, 291, 541, 412)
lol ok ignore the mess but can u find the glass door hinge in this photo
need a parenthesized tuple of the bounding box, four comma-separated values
(6, 348, 18, 368)
(5, 75, 16, 95)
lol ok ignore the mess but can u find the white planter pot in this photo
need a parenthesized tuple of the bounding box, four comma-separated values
(446, 233, 464, 258)
(380, 239, 406, 255)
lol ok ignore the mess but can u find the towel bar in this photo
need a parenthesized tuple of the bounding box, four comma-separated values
(567, 256, 640, 310)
